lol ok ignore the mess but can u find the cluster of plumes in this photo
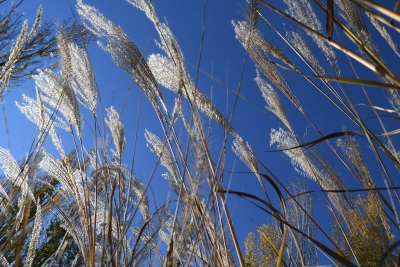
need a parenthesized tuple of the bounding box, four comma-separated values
(76, 0, 168, 119)
(123, 0, 239, 137)
(34, 68, 81, 136)
(0, 6, 42, 96)
(233, 20, 303, 112)
(10, 13, 160, 264)
(119, 0, 243, 264)
(283, 0, 339, 73)
(15, 37, 99, 158)
(77, 0, 240, 264)
(36, 146, 157, 265)
(145, 128, 234, 265)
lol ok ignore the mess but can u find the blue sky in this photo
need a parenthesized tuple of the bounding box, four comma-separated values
(2, 0, 400, 264)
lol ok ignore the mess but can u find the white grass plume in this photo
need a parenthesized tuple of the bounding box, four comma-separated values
(25, 200, 42, 267)
(233, 20, 294, 68)
(105, 106, 126, 157)
(16, 91, 66, 158)
(255, 72, 292, 132)
(366, 12, 400, 57)
(148, 54, 238, 137)
(145, 129, 178, 180)
(77, 0, 168, 116)
(0, 256, 9, 267)
(0, 21, 28, 96)
(233, 21, 303, 112)
(34, 69, 82, 139)
(68, 42, 97, 113)
(283, 0, 339, 73)
(270, 128, 349, 221)
(336, 0, 378, 57)
(286, 30, 325, 76)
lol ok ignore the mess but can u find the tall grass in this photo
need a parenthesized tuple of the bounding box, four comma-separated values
(0, 0, 399, 266)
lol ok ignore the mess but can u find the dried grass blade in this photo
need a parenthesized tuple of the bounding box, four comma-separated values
(266, 131, 361, 152)
(359, 0, 400, 23)
(276, 227, 287, 267)
(326, 0, 334, 39)
(306, 75, 400, 89)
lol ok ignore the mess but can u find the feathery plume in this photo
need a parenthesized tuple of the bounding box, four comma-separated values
(0, 256, 9, 267)
(270, 128, 348, 219)
(255, 72, 292, 132)
(25, 201, 42, 267)
(336, 0, 378, 57)
(105, 106, 126, 157)
(148, 54, 238, 137)
(16, 91, 66, 157)
(0, 21, 28, 96)
(56, 35, 83, 138)
(232, 138, 268, 197)
(34, 69, 82, 139)
(0, 147, 23, 187)
(246, 0, 260, 30)
(26, 5, 43, 41)
(233, 20, 294, 68)
(232, 138, 260, 179)
(233, 20, 303, 112)
(283, 0, 339, 72)
(77, 0, 168, 116)
(286, 30, 325, 75)
(68, 42, 97, 113)
(270, 128, 329, 183)
(145, 129, 177, 180)
(125, 0, 158, 24)
(366, 12, 400, 57)
(0, 147, 34, 203)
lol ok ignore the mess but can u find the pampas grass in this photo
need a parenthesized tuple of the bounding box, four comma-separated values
(0, 0, 399, 266)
